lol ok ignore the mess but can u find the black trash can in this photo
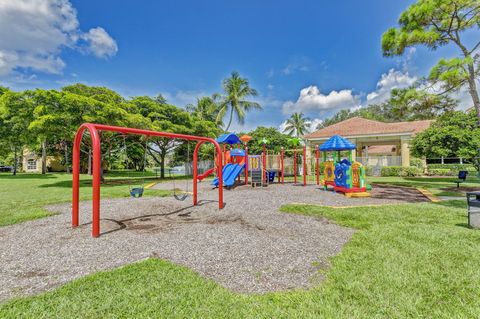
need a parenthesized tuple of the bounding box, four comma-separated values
(466, 192, 480, 228)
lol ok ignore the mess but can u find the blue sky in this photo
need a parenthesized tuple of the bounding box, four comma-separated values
(0, 0, 474, 132)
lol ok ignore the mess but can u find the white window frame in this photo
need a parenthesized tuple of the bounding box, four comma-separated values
(27, 159, 37, 170)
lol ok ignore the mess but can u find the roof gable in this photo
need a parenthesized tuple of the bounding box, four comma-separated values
(304, 117, 432, 139)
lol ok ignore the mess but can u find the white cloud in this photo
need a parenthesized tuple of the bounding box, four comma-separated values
(0, 0, 117, 75)
(281, 56, 310, 75)
(308, 118, 323, 132)
(282, 86, 359, 114)
(81, 27, 118, 58)
(450, 83, 478, 110)
(366, 69, 417, 105)
(162, 90, 210, 107)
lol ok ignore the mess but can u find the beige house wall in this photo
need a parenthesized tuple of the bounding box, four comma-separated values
(22, 150, 66, 173)
(305, 133, 414, 167)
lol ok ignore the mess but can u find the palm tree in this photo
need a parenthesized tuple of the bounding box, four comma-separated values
(186, 94, 222, 126)
(283, 112, 311, 137)
(217, 71, 262, 132)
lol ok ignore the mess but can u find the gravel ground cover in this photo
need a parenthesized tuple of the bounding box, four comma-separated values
(0, 181, 425, 302)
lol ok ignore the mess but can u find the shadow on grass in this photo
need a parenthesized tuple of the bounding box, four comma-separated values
(38, 175, 192, 188)
(455, 223, 473, 229)
(0, 173, 58, 180)
(431, 200, 466, 209)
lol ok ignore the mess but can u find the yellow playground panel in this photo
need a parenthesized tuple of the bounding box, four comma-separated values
(323, 161, 335, 184)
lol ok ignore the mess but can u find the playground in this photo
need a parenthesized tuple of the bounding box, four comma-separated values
(1, 175, 433, 302)
(1, 124, 480, 318)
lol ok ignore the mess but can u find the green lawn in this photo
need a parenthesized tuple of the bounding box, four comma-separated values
(1, 198, 479, 318)
(1, 173, 476, 227)
(0, 172, 171, 227)
(368, 176, 480, 197)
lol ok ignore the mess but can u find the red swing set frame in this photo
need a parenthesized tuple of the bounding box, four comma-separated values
(72, 123, 224, 238)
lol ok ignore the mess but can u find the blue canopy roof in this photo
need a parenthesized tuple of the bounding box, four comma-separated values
(216, 133, 241, 145)
(230, 148, 246, 157)
(319, 135, 356, 151)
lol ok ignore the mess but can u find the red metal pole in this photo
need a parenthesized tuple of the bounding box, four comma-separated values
(193, 142, 200, 205)
(277, 153, 280, 183)
(293, 149, 297, 184)
(72, 127, 84, 227)
(281, 147, 284, 184)
(262, 144, 267, 185)
(315, 146, 320, 185)
(72, 123, 225, 237)
(245, 146, 248, 185)
(92, 127, 101, 237)
(303, 145, 307, 186)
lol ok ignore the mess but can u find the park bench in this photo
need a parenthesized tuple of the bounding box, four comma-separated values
(453, 170, 468, 188)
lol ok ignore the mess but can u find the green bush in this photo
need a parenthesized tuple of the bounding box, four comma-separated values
(364, 165, 374, 176)
(381, 166, 422, 177)
(425, 168, 454, 176)
(427, 164, 476, 172)
(400, 166, 423, 177)
(381, 166, 403, 177)
(410, 158, 425, 169)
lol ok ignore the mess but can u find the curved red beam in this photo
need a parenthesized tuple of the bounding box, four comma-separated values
(72, 123, 223, 237)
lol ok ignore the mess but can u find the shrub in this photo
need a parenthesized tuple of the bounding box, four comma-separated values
(425, 168, 454, 176)
(400, 166, 423, 177)
(426, 164, 477, 177)
(410, 158, 425, 169)
(364, 165, 374, 176)
(381, 166, 422, 177)
(427, 164, 476, 172)
(381, 166, 403, 177)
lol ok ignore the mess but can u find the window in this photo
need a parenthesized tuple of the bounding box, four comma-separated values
(27, 159, 37, 170)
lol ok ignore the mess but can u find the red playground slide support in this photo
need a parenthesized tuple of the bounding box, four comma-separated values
(197, 167, 215, 181)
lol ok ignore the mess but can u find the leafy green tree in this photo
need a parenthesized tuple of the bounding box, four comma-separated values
(411, 110, 480, 171)
(246, 126, 290, 154)
(382, 0, 480, 122)
(62, 83, 125, 105)
(129, 96, 193, 178)
(186, 95, 222, 126)
(283, 112, 311, 137)
(217, 72, 262, 131)
(386, 87, 456, 121)
(0, 86, 8, 96)
(0, 90, 35, 175)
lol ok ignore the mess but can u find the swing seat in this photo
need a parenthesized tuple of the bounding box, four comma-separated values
(130, 187, 144, 198)
(173, 193, 189, 201)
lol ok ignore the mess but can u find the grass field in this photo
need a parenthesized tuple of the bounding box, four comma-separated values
(0, 172, 171, 227)
(368, 175, 480, 197)
(1, 200, 479, 318)
(1, 172, 477, 227)
(1, 172, 479, 317)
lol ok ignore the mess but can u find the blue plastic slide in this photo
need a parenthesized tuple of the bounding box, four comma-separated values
(211, 163, 245, 187)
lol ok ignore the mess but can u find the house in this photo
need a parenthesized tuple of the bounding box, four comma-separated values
(304, 117, 432, 167)
(22, 150, 66, 173)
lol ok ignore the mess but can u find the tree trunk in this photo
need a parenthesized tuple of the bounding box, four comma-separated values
(41, 139, 47, 175)
(160, 152, 166, 179)
(13, 145, 17, 176)
(466, 63, 480, 126)
(64, 142, 70, 174)
(87, 148, 92, 175)
(225, 105, 234, 132)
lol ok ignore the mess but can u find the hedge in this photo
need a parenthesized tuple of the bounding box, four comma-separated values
(381, 166, 423, 177)
(424, 168, 455, 176)
(427, 164, 476, 172)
